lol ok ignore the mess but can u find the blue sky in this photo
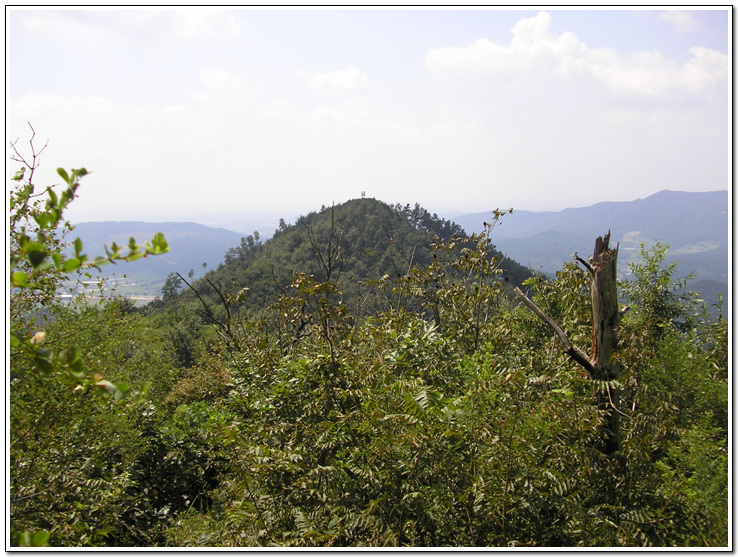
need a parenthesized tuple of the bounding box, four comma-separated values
(6, 8, 731, 233)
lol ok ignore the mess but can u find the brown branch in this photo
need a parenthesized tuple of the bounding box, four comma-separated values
(177, 273, 221, 325)
(606, 381, 628, 417)
(205, 277, 233, 329)
(574, 253, 594, 275)
(177, 273, 241, 355)
(514, 287, 596, 376)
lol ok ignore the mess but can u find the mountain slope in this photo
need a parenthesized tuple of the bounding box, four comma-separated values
(453, 190, 729, 283)
(183, 198, 533, 315)
(67, 221, 245, 295)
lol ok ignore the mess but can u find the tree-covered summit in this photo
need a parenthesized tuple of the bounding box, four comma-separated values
(174, 197, 532, 315)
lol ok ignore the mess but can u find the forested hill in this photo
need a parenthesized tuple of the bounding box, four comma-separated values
(173, 198, 532, 313)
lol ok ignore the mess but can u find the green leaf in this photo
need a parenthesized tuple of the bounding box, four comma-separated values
(58, 347, 83, 371)
(115, 381, 131, 394)
(11, 271, 28, 288)
(62, 258, 82, 273)
(26, 243, 47, 268)
(150, 232, 170, 254)
(47, 188, 58, 208)
(30, 531, 50, 547)
(33, 348, 53, 373)
(94, 379, 117, 396)
(56, 167, 70, 184)
(32, 212, 51, 229)
(89, 256, 109, 269)
(127, 381, 151, 405)
(12, 167, 26, 181)
(52, 253, 63, 269)
(17, 530, 50, 547)
(550, 388, 574, 399)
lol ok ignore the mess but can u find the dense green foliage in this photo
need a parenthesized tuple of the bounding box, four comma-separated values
(8, 134, 172, 546)
(171, 199, 532, 320)
(9, 146, 728, 548)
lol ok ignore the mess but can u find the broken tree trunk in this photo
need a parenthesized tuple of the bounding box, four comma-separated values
(514, 232, 621, 455)
(588, 233, 621, 455)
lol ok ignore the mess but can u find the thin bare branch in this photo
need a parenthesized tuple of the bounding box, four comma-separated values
(514, 287, 595, 376)
(574, 253, 594, 274)
(9, 123, 49, 186)
(177, 273, 224, 328)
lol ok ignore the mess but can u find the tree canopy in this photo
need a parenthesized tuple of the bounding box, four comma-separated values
(9, 142, 728, 548)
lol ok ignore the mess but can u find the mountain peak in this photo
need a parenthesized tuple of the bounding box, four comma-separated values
(452, 190, 728, 288)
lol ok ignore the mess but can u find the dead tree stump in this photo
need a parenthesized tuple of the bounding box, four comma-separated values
(515, 232, 621, 455)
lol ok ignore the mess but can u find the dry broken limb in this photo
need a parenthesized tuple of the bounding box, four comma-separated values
(513, 286, 595, 375)
(514, 232, 621, 455)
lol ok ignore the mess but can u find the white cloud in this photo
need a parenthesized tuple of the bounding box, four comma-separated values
(307, 95, 375, 125)
(14, 9, 243, 46)
(112, 10, 243, 44)
(425, 13, 586, 77)
(424, 11, 728, 102)
(164, 10, 242, 39)
(199, 68, 256, 97)
(658, 10, 703, 34)
(300, 67, 373, 94)
(258, 99, 295, 120)
(6, 9, 728, 221)
(6, 81, 496, 222)
(18, 10, 110, 45)
(7, 94, 213, 218)
(681, 46, 730, 92)
(191, 68, 260, 110)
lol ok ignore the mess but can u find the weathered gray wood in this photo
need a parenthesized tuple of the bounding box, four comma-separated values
(515, 232, 621, 455)
(588, 232, 621, 454)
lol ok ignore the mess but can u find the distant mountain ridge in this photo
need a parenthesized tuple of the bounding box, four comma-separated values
(451, 189, 729, 312)
(67, 221, 244, 295)
(453, 189, 728, 280)
(456, 190, 726, 239)
(70, 190, 729, 304)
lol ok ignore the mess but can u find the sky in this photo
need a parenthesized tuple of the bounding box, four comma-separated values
(6, 7, 731, 234)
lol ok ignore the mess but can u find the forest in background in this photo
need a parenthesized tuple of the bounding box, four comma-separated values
(9, 140, 729, 548)
(63, 187, 729, 305)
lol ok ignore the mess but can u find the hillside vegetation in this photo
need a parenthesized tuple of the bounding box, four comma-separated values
(69, 190, 728, 306)
(10, 154, 728, 548)
(164, 198, 532, 318)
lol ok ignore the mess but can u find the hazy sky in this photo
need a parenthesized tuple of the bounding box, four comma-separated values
(6, 8, 731, 233)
